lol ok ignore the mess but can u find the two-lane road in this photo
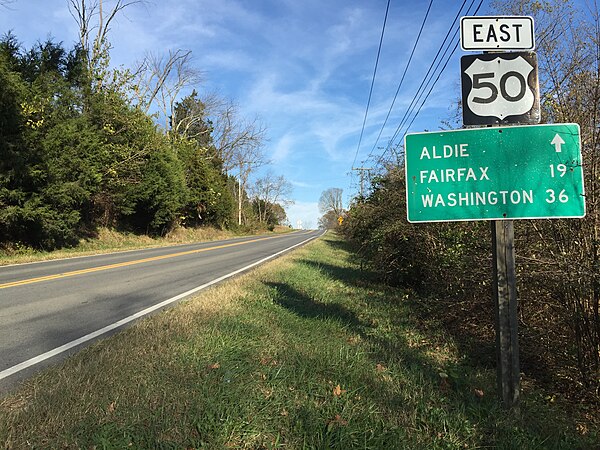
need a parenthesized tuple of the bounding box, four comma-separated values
(0, 230, 322, 391)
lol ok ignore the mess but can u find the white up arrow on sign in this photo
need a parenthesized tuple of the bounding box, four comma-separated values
(551, 133, 565, 152)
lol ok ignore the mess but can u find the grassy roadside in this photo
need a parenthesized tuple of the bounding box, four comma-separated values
(1, 234, 597, 449)
(0, 225, 293, 266)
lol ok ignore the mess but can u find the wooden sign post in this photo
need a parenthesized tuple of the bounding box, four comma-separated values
(460, 15, 537, 410)
(491, 220, 520, 408)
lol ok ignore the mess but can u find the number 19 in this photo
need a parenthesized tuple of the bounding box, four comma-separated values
(549, 164, 567, 178)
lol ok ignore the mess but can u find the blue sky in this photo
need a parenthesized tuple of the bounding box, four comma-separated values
(0, 0, 491, 228)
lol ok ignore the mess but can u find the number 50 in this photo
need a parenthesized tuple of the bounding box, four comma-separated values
(472, 71, 527, 104)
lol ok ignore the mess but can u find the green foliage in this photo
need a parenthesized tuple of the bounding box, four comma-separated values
(488, 0, 600, 394)
(252, 199, 287, 230)
(172, 90, 214, 149)
(174, 138, 234, 229)
(318, 209, 339, 229)
(342, 169, 489, 295)
(0, 33, 238, 248)
(125, 140, 187, 234)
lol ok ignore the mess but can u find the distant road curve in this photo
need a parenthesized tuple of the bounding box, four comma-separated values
(0, 230, 323, 391)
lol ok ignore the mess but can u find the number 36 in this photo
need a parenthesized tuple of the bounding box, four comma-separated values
(546, 189, 569, 204)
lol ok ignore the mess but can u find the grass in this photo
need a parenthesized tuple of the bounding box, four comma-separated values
(1, 233, 598, 449)
(0, 225, 293, 266)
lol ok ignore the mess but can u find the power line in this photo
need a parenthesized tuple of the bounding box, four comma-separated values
(367, 0, 435, 158)
(385, 0, 471, 147)
(375, 0, 485, 166)
(388, 27, 461, 146)
(350, 0, 391, 171)
(403, 42, 461, 136)
(394, 0, 485, 143)
(366, 0, 471, 166)
(375, 38, 461, 167)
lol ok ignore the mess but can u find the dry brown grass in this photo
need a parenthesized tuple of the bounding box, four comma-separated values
(0, 226, 247, 266)
(162, 226, 234, 244)
(0, 226, 295, 266)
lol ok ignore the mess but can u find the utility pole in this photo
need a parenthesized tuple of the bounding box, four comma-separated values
(237, 161, 251, 226)
(238, 173, 242, 226)
(353, 167, 372, 198)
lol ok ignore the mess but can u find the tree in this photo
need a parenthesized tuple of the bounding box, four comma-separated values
(318, 210, 339, 230)
(0, 36, 104, 248)
(130, 49, 201, 127)
(208, 99, 268, 174)
(319, 188, 344, 217)
(250, 172, 293, 225)
(0, 46, 27, 246)
(491, 0, 600, 397)
(174, 138, 234, 228)
(68, 0, 143, 86)
(270, 202, 288, 226)
(129, 49, 267, 227)
(124, 137, 187, 234)
(0, 4, 270, 249)
(341, 0, 600, 401)
(172, 90, 214, 147)
(318, 188, 344, 230)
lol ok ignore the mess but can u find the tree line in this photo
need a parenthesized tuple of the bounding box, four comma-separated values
(336, 0, 600, 403)
(0, 1, 292, 250)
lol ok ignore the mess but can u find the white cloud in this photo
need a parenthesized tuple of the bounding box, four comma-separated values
(290, 180, 314, 189)
(271, 133, 294, 164)
(200, 50, 256, 72)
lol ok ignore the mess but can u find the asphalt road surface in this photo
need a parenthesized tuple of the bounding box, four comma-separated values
(0, 230, 322, 392)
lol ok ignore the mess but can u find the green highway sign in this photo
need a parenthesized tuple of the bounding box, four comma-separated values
(404, 123, 585, 223)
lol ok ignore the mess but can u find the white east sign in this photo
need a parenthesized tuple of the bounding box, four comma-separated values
(461, 16, 535, 51)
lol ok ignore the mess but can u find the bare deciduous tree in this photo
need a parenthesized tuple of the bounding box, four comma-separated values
(131, 55, 267, 179)
(210, 100, 268, 173)
(69, 0, 143, 80)
(319, 188, 344, 217)
(211, 102, 268, 225)
(250, 172, 293, 223)
(131, 49, 202, 128)
(171, 91, 219, 143)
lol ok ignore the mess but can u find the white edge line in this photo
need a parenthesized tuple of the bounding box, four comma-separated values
(0, 232, 323, 381)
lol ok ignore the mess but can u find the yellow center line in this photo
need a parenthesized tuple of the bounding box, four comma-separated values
(0, 233, 305, 290)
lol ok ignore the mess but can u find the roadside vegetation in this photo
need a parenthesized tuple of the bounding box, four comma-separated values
(0, 1, 292, 253)
(333, 0, 600, 431)
(1, 234, 597, 449)
(0, 225, 293, 266)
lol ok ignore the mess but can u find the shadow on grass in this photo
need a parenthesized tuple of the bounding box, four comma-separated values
(319, 234, 356, 249)
(317, 235, 497, 371)
(265, 263, 448, 399)
(297, 259, 376, 286)
(282, 235, 598, 447)
(265, 281, 363, 328)
(320, 236, 499, 370)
